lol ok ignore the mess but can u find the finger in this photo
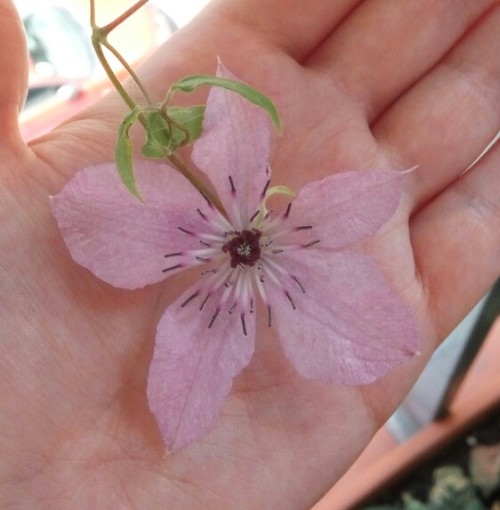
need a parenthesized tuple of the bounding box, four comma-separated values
(373, 5, 500, 209)
(306, 0, 496, 121)
(214, 0, 363, 60)
(0, 0, 28, 143)
(411, 138, 500, 341)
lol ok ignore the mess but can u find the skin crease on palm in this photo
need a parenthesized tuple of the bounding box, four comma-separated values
(1, 0, 500, 507)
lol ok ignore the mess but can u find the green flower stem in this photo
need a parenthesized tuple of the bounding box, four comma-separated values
(98, 0, 150, 35)
(90, 0, 151, 109)
(168, 154, 225, 215)
(100, 38, 153, 106)
(91, 36, 138, 112)
(89, 0, 226, 216)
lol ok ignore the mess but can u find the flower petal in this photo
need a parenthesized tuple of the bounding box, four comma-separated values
(52, 161, 207, 289)
(147, 286, 256, 450)
(268, 249, 419, 385)
(191, 62, 271, 227)
(285, 169, 407, 250)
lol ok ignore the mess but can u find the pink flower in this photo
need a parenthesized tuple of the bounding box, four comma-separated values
(52, 65, 418, 450)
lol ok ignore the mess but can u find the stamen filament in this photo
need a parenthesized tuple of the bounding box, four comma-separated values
(240, 314, 247, 336)
(198, 233, 227, 243)
(292, 275, 306, 293)
(181, 291, 200, 308)
(202, 205, 234, 233)
(261, 263, 282, 287)
(260, 179, 271, 198)
(178, 226, 194, 236)
(188, 248, 220, 258)
(162, 263, 183, 273)
(263, 256, 287, 276)
(200, 293, 211, 311)
(285, 291, 296, 310)
(303, 239, 320, 248)
(253, 269, 269, 305)
(208, 307, 221, 328)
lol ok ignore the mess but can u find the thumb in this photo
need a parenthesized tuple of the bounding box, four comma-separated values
(0, 0, 29, 144)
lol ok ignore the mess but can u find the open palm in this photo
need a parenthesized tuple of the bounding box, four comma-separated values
(1, 0, 499, 508)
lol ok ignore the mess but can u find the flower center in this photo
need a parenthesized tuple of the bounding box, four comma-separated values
(222, 229, 262, 268)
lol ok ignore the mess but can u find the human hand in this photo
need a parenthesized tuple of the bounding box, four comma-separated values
(1, 0, 499, 508)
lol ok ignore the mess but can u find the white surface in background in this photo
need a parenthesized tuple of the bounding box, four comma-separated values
(388, 294, 489, 441)
(15, 0, 212, 29)
(151, 0, 212, 28)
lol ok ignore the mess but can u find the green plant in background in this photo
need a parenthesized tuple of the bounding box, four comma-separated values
(403, 466, 487, 510)
(363, 462, 500, 510)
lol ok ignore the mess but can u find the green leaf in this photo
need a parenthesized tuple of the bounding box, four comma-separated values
(116, 106, 143, 199)
(170, 75, 282, 130)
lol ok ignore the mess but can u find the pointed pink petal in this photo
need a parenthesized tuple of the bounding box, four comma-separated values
(51, 161, 207, 289)
(192, 62, 271, 226)
(286, 170, 406, 250)
(268, 249, 419, 385)
(147, 286, 255, 450)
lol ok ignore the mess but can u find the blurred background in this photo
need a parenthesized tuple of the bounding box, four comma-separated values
(16, 0, 211, 140)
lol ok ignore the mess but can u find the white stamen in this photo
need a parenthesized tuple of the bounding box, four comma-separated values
(205, 204, 234, 233)
(263, 256, 288, 276)
(261, 261, 283, 287)
(253, 268, 269, 305)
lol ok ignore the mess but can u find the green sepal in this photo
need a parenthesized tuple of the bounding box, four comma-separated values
(141, 106, 205, 158)
(170, 75, 282, 131)
(166, 105, 205, 151)
(141, 111, 170, 159)
(116, 106, 143, 199)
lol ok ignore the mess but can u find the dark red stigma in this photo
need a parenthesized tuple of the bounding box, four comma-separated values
(222, 229, 262, 268)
